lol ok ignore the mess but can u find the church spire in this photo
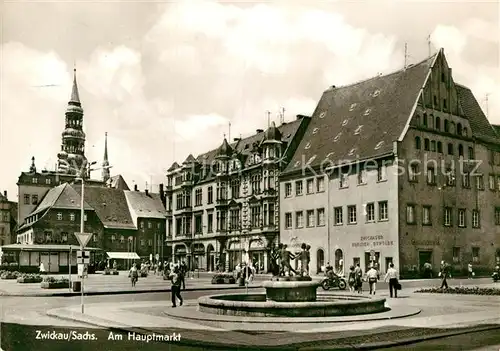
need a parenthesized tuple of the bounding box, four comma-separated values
(70, 67, 81, 105)
(57, 65, 87, 175)
(102, 132, 110, 183)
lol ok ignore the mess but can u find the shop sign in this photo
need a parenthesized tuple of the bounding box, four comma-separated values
(411, 239, 440, 246)
(175, 246, 187, 253)
(352, 235, 394, 248)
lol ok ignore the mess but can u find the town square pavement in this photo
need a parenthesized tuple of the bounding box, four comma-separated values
(42, 280, 500, 349)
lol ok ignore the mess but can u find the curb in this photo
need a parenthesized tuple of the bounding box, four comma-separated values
(297, 324, 500, 350)
(45, 307, 500, 350)
(0, 284, 262, 297)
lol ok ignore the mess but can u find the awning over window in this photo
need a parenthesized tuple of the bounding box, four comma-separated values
(106, 252, 140, 260)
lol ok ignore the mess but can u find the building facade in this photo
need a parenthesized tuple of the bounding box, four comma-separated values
(166, 117, 310, 272)
(0, 191, 17, 246)
(280, 48, 500, 278)
(15, 183, 168, 269)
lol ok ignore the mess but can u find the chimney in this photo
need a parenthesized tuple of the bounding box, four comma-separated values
(256, 129, 264, 133)
(134, 184, 138, 191)
(159, 183, 166, 208)
(145, 189, 149, 196)
(3, 191, 6, 199)
(159, 183, 164, 194)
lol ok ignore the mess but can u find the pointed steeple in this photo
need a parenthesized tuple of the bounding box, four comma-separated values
(102, 132, 110, 183)
(70, 67, 81, 105)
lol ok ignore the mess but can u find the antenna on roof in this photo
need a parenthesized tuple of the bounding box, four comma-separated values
(280, 107, 285, 124)
(485, 93, 490, 118)
(228, 121, 231, 142)
(427, 34, 432, 57)
(266, 110, 271, 128)
(404, 43, 408, 70)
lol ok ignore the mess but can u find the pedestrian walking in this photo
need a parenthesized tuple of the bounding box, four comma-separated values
(347, 266, 356, 292)
(366, 265, 379, 295)
(39, 262, 46, 275)
(169, 266, 183, 308)
(129, 263, 139, 287)
(354, 263, 363, 293)
(179, 261, 187, 290)
(384, 263, 399, 298)
(439, 261, 449, 289)
(468, 263, 474, 279)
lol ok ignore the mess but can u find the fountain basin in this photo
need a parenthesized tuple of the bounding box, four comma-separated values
(198, 293, 386, 317)
(262, 280, 319, 302)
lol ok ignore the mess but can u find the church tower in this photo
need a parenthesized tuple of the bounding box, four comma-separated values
(57, 68, 88, 176)
(102, 132, 110, 183)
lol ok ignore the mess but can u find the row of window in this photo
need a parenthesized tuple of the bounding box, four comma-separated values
(418, 111, 468, 136)
(452, 247, 481, 263)
(28, 178, 53, 185)
(284, 177, 325, 197)
(413, 166, 500, 191)
(23, 194, 38, 205)
(173, 204, 276, 236)
(42, 231, 98, 243)
(0, 211, 10, 222)
(415, 137, 473, 157)
(52, 212, 163, 230)
(284, 202, 389, 229)
(284, 208, 326, 228)
(174, 175, 276, 210)
(406, 205, 500, 227)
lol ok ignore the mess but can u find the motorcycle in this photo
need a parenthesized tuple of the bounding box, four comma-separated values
(321, 272, 347, 290)
(493, 271, 499, 282)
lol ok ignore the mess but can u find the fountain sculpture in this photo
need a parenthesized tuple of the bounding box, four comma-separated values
(197, 242, 386, 317)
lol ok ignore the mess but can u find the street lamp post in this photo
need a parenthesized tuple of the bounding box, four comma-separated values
(73, 160, 111, 314)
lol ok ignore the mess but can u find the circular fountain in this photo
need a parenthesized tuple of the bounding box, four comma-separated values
(197, 276, 386, 317)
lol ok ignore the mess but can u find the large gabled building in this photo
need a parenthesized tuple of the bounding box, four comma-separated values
(166, 116, 311, 272)
(280, 48, 500, 278)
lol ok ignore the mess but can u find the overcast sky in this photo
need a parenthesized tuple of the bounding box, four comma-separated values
(1, 0, 499, 201)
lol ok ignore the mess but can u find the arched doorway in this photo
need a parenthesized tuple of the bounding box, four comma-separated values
(174, 244, 187, 265)
(334, 249, 343, 273)
(191, 243, 205, 271)
(317, 249, 325, 273)
(207, 244, 215, 271)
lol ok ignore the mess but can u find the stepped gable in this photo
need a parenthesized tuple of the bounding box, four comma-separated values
(456, 84, 500, 143)
(284, 54, 436, 174)
(73, 185, 135, 230)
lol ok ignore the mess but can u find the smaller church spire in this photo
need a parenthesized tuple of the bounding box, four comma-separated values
(29, 156, 37, 173)
(70, 67, 81, 105)
(102, 132, 110, 183)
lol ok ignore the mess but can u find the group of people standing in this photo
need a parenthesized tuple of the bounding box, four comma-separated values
(346, 263, 400, 298)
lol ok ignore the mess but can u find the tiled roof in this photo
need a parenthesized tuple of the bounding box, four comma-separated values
(183, 154, 197, 164)
(167, 162, 180, 172)
(107, 175, 130, 190)
(456, 84, 500, 143)
(284, 55, 436, 174)
(196, 118, 304, 166)
(72, 185, 135, 230)
(492, 125, 500, 137)
(31, 183, 93, 217)
(124, 191, 167, 221)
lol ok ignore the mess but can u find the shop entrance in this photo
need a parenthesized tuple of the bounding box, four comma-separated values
(418, 250, 433, 270)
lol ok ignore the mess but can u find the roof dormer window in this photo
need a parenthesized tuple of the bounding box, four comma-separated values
(342, 119, 349, 126)
(319, 111, 326, 118)
(364, 108, 371, 116)
(334, 132, 342, 142)
(372, 89, 380, 97)
(349, 103, 357, 111)
(354, 125, 363, 135)
(375, 141, 384, 150)
(312, 128, 319, 134)
(305, 142, 311, 150)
